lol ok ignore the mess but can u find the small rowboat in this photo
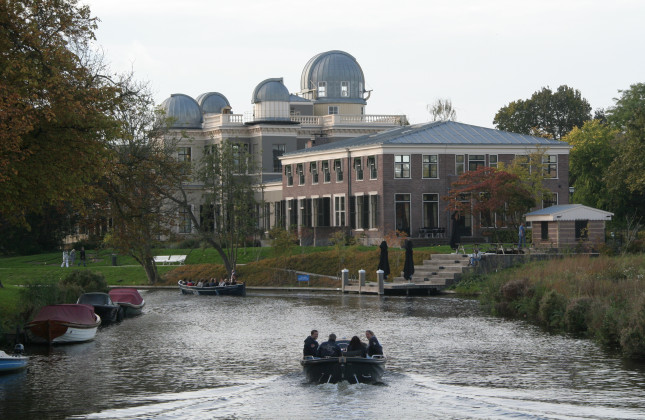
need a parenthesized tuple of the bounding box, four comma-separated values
(178, 281, 246, 296)
(25, 304, 101, 344)
(0, 347, 28, 375)
(109, 288, 145, 317)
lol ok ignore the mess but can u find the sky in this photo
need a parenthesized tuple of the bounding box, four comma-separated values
(82, 0, 645, 128)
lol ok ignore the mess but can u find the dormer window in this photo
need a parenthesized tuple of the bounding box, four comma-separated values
(341, 81, 349, 97)
(328, 106, 339, 115)
(318, 81, 327, 98)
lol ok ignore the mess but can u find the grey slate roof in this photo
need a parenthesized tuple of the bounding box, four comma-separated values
(160, 94, 203, 129)
(289, 94, 312, 103)
(300, 50, 367, 104)
(252, 78, 290, 103)
(284, 121, 569, 156)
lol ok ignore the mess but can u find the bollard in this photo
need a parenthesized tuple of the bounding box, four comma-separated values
(376, 270, 384, 295)
(341, 269, 349, 293)
(359, 269, 366, 286)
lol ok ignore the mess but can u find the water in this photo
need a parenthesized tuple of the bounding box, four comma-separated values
(2, 290, 645, 419)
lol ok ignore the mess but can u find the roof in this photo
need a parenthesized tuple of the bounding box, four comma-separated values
(525, 204, 614, 222)
(283, 121, 570, 156)
(160, 94, 203, 129)
(289, 94, 312, 103)
(300, 50, 367, 104)
(196, 92, 231, 114)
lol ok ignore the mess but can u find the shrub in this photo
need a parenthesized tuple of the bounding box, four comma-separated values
(59, 270, 108, 303)
(538, 289, 567, 329)
(564, 297, 592, 335)
(620, 294, 645, 358)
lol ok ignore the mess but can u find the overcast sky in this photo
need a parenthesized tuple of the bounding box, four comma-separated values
(83, 0, 644, 128)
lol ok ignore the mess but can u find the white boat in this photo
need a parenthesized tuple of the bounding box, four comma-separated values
(0, 346, 28, 374)
(24, 304, 101, 344)
(108, 288, 145, 316)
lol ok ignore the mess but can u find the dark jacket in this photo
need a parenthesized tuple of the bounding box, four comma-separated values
(303, 336, 319, 356)
(317, 340, 342, 358)
(367, 336, 383, 356)
(345, 342, 367, 357)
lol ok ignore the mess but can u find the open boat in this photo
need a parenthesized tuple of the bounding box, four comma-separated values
(108, 288, 145, 317)
(0, 345, 28, 375)
(178, 281, 246, 296)
(25, 304, 101, 344)
(300, 339, 386, 384)
(77, 292, 122, 323)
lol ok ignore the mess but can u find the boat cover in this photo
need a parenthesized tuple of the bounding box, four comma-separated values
(109, 288, 144, 305)
(32, 304, 97, 324)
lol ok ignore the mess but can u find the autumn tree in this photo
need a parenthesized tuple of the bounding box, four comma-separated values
(497, 147, 555, 209)
(163, 140, 262, 277)
(0, 0, 130, 227)
(427, 98, 457, 121)
(493, 85, 592, 140)
(444, 167, 535, 235)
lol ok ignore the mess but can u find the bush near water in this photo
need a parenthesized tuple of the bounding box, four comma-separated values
(478, 255, 645, 358)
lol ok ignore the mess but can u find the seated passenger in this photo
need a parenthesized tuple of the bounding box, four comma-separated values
(303, 329, 319, 357)
(196, 280, 204, 287)
(365, 330, 383, 357)
(187, 281, 195, 286)
(345, 335, 367, 357)
(469, 246, 482, 266)
(317, 333, 342, 358)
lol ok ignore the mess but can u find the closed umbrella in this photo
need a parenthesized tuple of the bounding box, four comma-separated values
(377, 241, 390, 279)
(403, 239, 415, 280)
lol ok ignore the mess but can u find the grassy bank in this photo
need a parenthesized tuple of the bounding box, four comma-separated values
(471, 254, 645, 359)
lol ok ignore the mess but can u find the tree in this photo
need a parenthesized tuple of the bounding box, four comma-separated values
(0, 0, 127, 227)
(427, 99, 457, 121)
(444, 167, 535, 235)
(163, 139, 262, 277)
(606, 83, 645, 130)
(493, 85, 592, 140)
(497, 147, 555, 209)
(564, 120, 619, 211)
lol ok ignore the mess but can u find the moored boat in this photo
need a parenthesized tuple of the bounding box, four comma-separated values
(300, 339, 386, 384)
(77, 292, 122, 323)
(178, 281, 246, 296)
(0, 345, 28, 375)
(109, 288, 145, 316)
(25, 304, 101, 344)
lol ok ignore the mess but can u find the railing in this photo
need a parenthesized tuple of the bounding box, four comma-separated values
(321, 114, 405, 126)
(202, 113, 245, 128)
(290, 116, 322, 125)
(203, 113, 405, 128)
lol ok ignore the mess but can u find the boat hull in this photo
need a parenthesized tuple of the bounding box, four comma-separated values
(0, 351, 28, 374)
(301, 356, 386, 384)
(117, 302, 144, 317)
(25, 317, 101, 344)
(178, 282, 246, 296)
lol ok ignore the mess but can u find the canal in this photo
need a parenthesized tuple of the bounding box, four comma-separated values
(1, 289, 645, 419)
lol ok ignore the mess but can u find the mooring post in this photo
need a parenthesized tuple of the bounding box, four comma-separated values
(358, 269, 366, 295)
(376, 269, 384, 295)
(342, 268, 349, 293)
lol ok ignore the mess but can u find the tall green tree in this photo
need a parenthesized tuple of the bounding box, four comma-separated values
(606, 83, 645, 130)
(494, 85, 592, 140)
(497, 147, 555, 209)
(0, 0, 126, 226)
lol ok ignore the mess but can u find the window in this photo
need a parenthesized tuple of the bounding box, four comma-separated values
(328, 106, 339, 115)
(232, 143, 249, 174)
(575, 220, 589, 240)
(284, 165, 293, 187)
(394, 155, 410, 178)
(341, 81, 349, 97)
(318, 81, 327, 97)
(395, 193, 411, 235)
(178, 147, 191, 163)
(543, 155, 558, 178)
(299, 199, 312, 227)
(334, 159, 343, 182)
(455, 155, 465, 175)
(322, 160, 330, 183)
(296, 163, 305, 185)
(516, 155, 530, 172)
(422, 155, 438, 178)
(200, 204, 214, 232)
(313, 197, 331, 226)
(468, 155, 485, 171)
(334, 196, 346, 226)
(179, 206, 192, 234)
(310, 162, 318, 184)
(273, 144, 286, 172)
(368, 156, 377, 179)
(422, 193, 439, 228)
(355, 195, 370, 229)
(354, 157, 363, 180)
(542, 192, 558, 208)
(489, 155, 498, 168)
(370, 195, 379, 228)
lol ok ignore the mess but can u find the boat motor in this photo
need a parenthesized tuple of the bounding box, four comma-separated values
(14, 343, 25, 354)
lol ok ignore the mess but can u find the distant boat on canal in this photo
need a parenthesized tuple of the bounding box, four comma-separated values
(0, 345, 28, 374)
(178, 281, 246, 296)
(24, 304, 101, 344)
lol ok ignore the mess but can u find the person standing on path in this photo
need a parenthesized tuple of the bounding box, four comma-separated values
(69, 248, 76, 266)
(78, 247, 87, 267)
(61, 250, 69, 268)
(518, 222, 526, 249)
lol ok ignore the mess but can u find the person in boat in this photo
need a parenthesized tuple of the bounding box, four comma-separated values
(365, 330, 383, 357)
(219, 278, 226, 286)
(303, 329, 319, 357)
(196, 280, 204, 287)
(317, 333, 342, 358)
(345, 335, 367, 357)
(187, 280, 195, 286)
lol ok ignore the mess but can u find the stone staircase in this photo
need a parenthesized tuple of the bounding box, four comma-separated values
(393, 253, 471, 287)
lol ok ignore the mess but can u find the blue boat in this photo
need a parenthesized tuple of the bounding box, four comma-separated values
(0, 346, 28, 375)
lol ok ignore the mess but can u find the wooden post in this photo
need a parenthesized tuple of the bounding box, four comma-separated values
(377, 270, 384, 295)
(342, 269, 349, 293)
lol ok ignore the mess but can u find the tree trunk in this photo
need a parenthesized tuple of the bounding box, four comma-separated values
(142, 256, 159, 284)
